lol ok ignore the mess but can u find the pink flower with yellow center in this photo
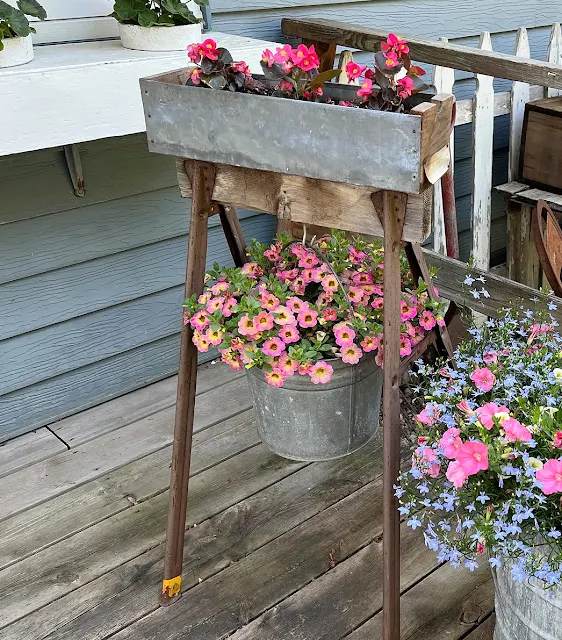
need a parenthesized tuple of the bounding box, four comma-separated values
(383, 51, 399, 68)
(311, 266, 327, 282)
(206, 297, 225, 313)
(399, 335, 412, 357)
(298, 252, 319, 268)
(341, 343, 362, 364)
(190, 69, 202, 85)
(360, 335, 378, 352)
(273, 44, 292, 65)
(211, 282, 229, 295)
(262, 337, 286, 357)
(475, 402, 509, 430)
(371, 297, 384, 310)
(265, 368, 285, 388)
(241, 262, 262, 279)
(322, 308, 338, 322)
(190, 310, 210, 331)
(446, 461, 469, 488)
(198, 292, 211, 305)
(290, 278, 306, 295)
(300, 269, 314, 284)
(277, 353, 298, 376)
(238, 314, 257, 337)
(400, 299, 417, 320)
(536, 459, 562, 495)
(253, 311, 274, 332)
(274, 306, 296, 326)
(206, 327, 224, 347)
(298, 308, 318, 328)
(220, 348, 243, 371)
(261, 293, 280, 311)
(298, 362, 313, 376)
(345, 61, 367, 81)
(357, 78, 373, 98)
(261, 48, 275, 67)
(470, 367, 496, 392)
(353, 272, 373, 286)
(222, 297, 237, 318)
(419, 310, 436, 330)
(183, 310, 191, 326)
(334, 323, 356, 347)
(456, 441, 489, 476)
(286, 297, 307, 313)
(397, 76, 415, 99)
(309, 361, 334, 385)
(279, 325, 300, 344)
(321, 274, 339, 294)
(193, 331, 210, 352)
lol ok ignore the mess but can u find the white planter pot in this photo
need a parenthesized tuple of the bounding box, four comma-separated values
(0, 34, 33, 68)
(118, 13, 202, 52)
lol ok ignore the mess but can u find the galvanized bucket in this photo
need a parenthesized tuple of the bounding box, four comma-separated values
(246, 357, 383, 461)
(494, 556, 562, 640)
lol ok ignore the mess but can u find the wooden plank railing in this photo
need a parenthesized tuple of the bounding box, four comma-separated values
(283, 19, 562, 275)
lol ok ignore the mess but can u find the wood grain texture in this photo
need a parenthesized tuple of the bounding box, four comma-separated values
(0, 410, 256, 573)
(546, 23, 562, 98)
(506, 202, 540, 288)
(521, 102, 562, 191)
(176, 160, 433, 243)
(281, 18, 562, 89)
(0, 375, 251, 524)
(513, 187, 562, 212)
(463, 615, 496, 639)
(0, 428, 66, 479)
(509, 29, 531, 181)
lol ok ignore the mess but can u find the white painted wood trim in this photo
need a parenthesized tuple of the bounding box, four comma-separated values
(508, 28, 530, 182)
(5, 0, 114, 20)
(471, 32, 494, 271)
(546, 23, 562, 98)
(0, 33, 280, 157)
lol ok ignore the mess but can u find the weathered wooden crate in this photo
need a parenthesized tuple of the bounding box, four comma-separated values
(140, 69, 454, 243)
(521, 96, 562, 192)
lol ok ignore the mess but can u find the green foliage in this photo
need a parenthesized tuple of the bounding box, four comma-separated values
(0, 0, 46, 49)
(111, 0, 207, 27)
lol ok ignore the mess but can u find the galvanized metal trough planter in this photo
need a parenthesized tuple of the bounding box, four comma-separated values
(141, 69, 455, 243)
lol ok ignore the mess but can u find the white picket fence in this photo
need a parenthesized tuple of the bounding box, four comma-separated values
(431, 23, 562, 270)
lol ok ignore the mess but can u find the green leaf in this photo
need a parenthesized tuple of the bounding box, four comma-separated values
(206, 73, 226, 89)
(306, 68, 342, 89)
(17, 0, 46, 20)
(0, 37, 3, 50)
(217, 47, 232, 64)
(260, 60, 287, 81)
(0, 1, 30, 37)
(112, 0, 145, 22)
(137, 8, 158, 26)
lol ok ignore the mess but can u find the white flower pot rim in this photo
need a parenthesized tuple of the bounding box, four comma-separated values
(117, 9, 202, 52)
(0, 34, 34, 68)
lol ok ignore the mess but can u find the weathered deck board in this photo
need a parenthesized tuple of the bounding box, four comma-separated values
(464, 614, 496, 639)
(0, 428, 66, 478)
(0, 375, 251, 523)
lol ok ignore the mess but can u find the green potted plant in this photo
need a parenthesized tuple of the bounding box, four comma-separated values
(111, 0, 207, 52)
(396, 298, 562, 639)
(0, 0, 46, 68)
(183, 231, 446, 462)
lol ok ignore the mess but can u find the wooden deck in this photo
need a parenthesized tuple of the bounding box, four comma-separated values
(0, 362, 494, 639)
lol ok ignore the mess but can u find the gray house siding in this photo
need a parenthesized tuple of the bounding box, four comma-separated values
(0, 136, 276, 441)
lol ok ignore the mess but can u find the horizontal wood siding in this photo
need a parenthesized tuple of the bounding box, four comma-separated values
(0, 134, 276, 442)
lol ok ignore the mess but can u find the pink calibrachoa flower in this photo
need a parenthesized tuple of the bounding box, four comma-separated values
(190, 310, 210, 331)
(211, 281, 229, 295)
(273, 306, 296, 326)
(357, 77, 374, 98)
(411, 326, 425, 345)
(349, 246, 367, 264)
(349, 287, 367, 305)
(193, 331, 210, 352)
(322, 307, 338, 322)
(183, 310, 190, 326)
(206, 327, 223, 347)
(222, 297, 237, 318)
(334, 323, 356, 347)
(264, 368, 285, 388)
(536, 459, 562, 495)
(401, 300, 417, 320)
(238, 314, 257, 337)
(241, 262, 262, 279)
(400, 335, 412, 357)
(553, 431, 562, 449)
(206, 296, 225, 313)
(456, 441, 489, 476)
(277, 353, 298, 376)
(360, 335, 378, 352)
(286, 297, 308, 313)
(371, 297, 384, 310)
(419, 310, 436, 330)
(298, 252, 319, 268)
(263, 245, 281, 262)
(470, 367, 496, 392)
(446, 461, 469, 488)
(309, 361, 334, 384)
(298, 362, 313, 375)
(417, 404, 440, 426)
(502, 417, 532, 443)
(321, 274, 339, 293)
(341, 344, 363, 364)
(476, 402, 509, 430)
(262, 337, 285, 357)
(345, 61, 367, 80)
(298, 308, 318, 328)
(260, 292, 280, 310)
(439, 427, 463, 459)
(254, 311, 274, 332)
(198, 291, 211, 305)
(279, 325, 300, 344)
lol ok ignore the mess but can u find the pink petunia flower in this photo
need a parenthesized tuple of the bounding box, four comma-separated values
(476, 402, 509, 430)
(419, 310, 436, 331)
(278, 325, 300, 344)
(446, 461, 469, 488)
(483, 351, 498, 364)
(456, 441, 489, 476)
(341, 343, 363, 365)
(553, 431, 562, 449)
(413, 446, 441, 478)
(456, 399, 475, 416)
(470, 367, 496, 392)
(502, 417, 532, 443)
(417, 405, 440, 426)
(262, 337, 286, 357)
(264, 368, 285, 388)
(309, 361, 334, 384)
(298, 309, 318, 328)
(439, 427, 463, 459)
(536, 459, 562, 495)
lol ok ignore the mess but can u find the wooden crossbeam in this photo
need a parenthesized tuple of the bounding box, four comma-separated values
(282, 18, 562, 90)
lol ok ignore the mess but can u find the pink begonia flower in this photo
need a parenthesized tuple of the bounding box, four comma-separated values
(339, 100, 355, 107)
(201, 38, 219, 60)
(290, 44, 320, 70)
(273, 44, 293, 65)
(345, 61, 367, 80)
(190, 310, 210, 331)
(261, 48, 275, 67)
(383, 51, 400, 68)
(470, 367, 496, 392)
(278, 79, 294, 93)
(334, 324, 356, 347)
(456, 399, 475, 416)
(360, 335, 378, 353)
(417, 405, 440, 426)
(253, 311, 274, 332)
(419, 310, 436, 331)
(413, 446, 441, 478)
(231, 61, 251, 76)
(265, 368, 285, 388)
(483, 351, 498, 364)
(341, 344, 363, 364)
(456, 441, 489, 476)
(309, 361, 334, 384)
(357, 78, 374, 98)
(553, 431, 562, 449)
(400, 335, 412, 357)
(187, 43, 202, 63)
(262, 337, 285, 357)
(439, 427, 463, 459)
(536, 459, 562, 495)
(397, 76, 415, 99)
(475, 402, 509, 430)
(298, 308, 318, 328)
(273, 306, 295, 326)
(446, 461, 469, 488)
(190, 68, 202, 85)
(502, 417, 532, 443)
(381, 33, 409, 55)
(278, 325, 300, 344)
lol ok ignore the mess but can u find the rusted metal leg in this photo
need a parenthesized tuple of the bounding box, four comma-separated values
(219, 205, 248, 267)
(159, 161, 216, 606)
(382, 190, 408, 640)
(441, 165, 460, 259)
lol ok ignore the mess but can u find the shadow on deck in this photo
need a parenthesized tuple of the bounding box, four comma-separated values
(0, 361, 494, 639)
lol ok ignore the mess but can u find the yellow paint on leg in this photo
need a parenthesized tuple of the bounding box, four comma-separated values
(162, 576, 182, 597)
